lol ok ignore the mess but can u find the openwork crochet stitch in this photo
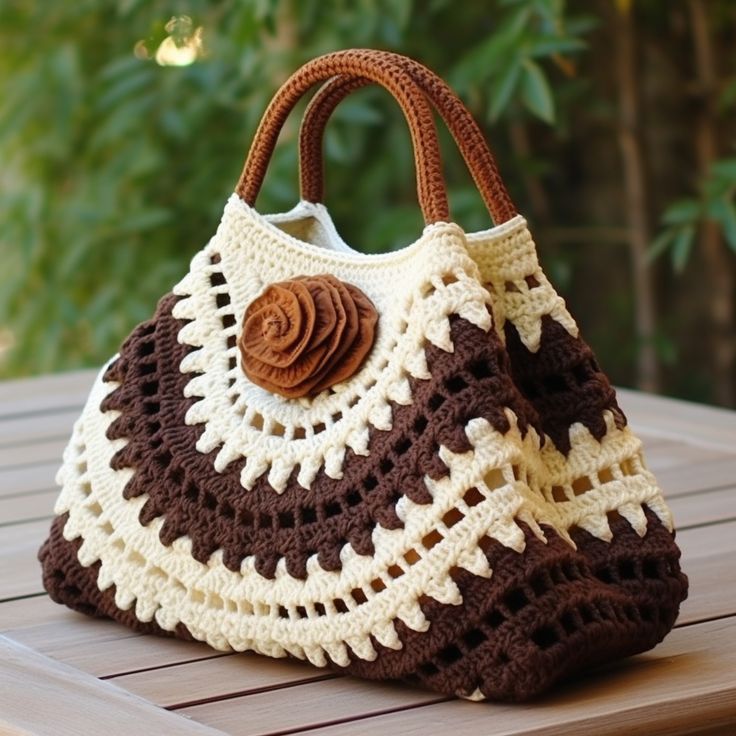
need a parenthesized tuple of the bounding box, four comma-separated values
(39, 49, 687, 703)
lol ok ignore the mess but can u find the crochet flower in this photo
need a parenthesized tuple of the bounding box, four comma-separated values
(239, 274, 378, 399)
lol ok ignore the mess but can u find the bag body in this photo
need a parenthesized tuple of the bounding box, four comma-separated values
(39, 49, 687, 702)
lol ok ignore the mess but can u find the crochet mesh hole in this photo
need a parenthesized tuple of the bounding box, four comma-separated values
(598, 467, 615, 484)
(270, 420, 286, 437)
(363, 474, 378, 492)
(530, 572, 550, 597)
(504, 281, 521, 293)
(441, 273, 460, 286)
(438, 644, 462, 665)
(371, 578, 386, 593)
(413, 415, 428, 435)
(88, 501, 102, 517)
(221, 502, 234, 519)
(484, 467, 507, 490)
(463, 628, 487, 649)
(128, 550, 145, 567)
(209, 271, 226, 287)
(380, 458, 394, 475)
(387, 564, 404, 579)
(333, 599, 348, 614)
(420, 661, 440, 676)
(551, 485, 567, 502)
(203, 492, 217, 511)
(250, 413, 264, 431)
(293, 426, 306, 440)
(469, 360, 493, 380)
(463, 487, 485, 507)
(486, 609, 506, 628)
(239, 510, 254, 526)
(404, 548, 421, 565)
(422, 530, 443, 549)
(296, 605, 308, 618)
(101, 521, 114, 536)
(210, 594, 224, 610)
(572, 476, 594, 496)
(191, 589, 205, 604)
(258, 513, 271, 529)
(346, 491, 361, 507)
(428, 393, 446, 411)
(394, 437, 411, 456)
(532, 626, 559, 650)
(504, 588, 529, 613)
(542, 374, 568, 394)
(525, 274, 541, 289)
(278, 511, 294, 528)
(442, 508, 464, 528)
(324, 502, 341, 518)
(215, 292, 231, 309)
(445, 375, 468, 394)
(351, 588, 367, 605)
(226, 335, 237, 350)
(313, 422, 326, 435)
(643, 558, 660, 579)
(619, 560, 637, 580)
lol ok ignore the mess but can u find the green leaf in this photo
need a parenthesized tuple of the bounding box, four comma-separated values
(671, 225, 696, 273)
(661, 199, 701, 226)
(708, 199, 736, 252)
(710, 158, 736, 183)
(520, 60, 555, 123)
(488, 59, 522, 121)
(648, 229, 675, 262)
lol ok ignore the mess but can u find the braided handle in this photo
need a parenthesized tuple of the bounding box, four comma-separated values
(298, 52, 518, 225)
(236, 49, 450, 224)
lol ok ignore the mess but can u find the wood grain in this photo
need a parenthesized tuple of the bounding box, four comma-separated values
(292, 618, 736, 736)
(0, 635, 226, 736)
(178, 674, 447, 736)
(0, 370, 94, 419)
(0, 489, 56, 525)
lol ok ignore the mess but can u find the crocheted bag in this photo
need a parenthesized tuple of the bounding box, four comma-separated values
(297, 52, 689, 650)
(39, 49, 687, 703)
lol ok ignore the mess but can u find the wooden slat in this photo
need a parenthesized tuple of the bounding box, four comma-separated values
(0, 519, 49, 601)
(0, 437, 68, 470)
(0, 488, 56, 525)
(109, 651, 337, 708)
(656, 456, 736, 498)
(292, 617, 736, 736)
(0, 635, 226, 736)
(178, 674, 446, 736)
(0, 595, 68, 632)
(7, 616, 229, 678)
(669, 486, 735, 530)
(620, 387, 736, 453)
(0, 370, 95, 419)
(643, 443, 730, 474)
(0, 408, 79, 449)
(0, 462, 58, 498)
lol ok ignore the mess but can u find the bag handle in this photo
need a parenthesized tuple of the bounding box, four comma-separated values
(298, 53, 518, 225)
(236, 50, 450, 224)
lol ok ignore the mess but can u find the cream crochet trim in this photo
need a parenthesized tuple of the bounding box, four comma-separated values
(171, 195, 494, 491)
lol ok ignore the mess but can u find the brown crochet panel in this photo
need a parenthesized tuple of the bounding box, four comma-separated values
(100, 290, 538, 581)
(39, 508, 686, 701)
(504, 316, 626, 456)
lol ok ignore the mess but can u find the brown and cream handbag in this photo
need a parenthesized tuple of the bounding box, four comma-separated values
(39, 49, 687, 702)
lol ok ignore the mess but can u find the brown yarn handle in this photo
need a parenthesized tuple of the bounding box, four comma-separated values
(236, 50, 450, 224)
(298, 53, 518, 224)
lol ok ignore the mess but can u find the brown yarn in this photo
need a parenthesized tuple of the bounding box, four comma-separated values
(239, 275, 378, 399)
(296, 53, 517, 225)
(97, 289, 536, 580)
(236, 50, 451, 224)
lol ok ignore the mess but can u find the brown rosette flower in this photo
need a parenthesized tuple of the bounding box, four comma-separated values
(239, 274, 378, 399)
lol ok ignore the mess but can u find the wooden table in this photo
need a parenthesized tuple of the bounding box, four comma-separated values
(1, 370, 735, 735)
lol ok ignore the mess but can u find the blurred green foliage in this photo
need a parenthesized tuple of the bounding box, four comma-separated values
(0, 0, 589, 376)
(1, 0, 735, 406)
